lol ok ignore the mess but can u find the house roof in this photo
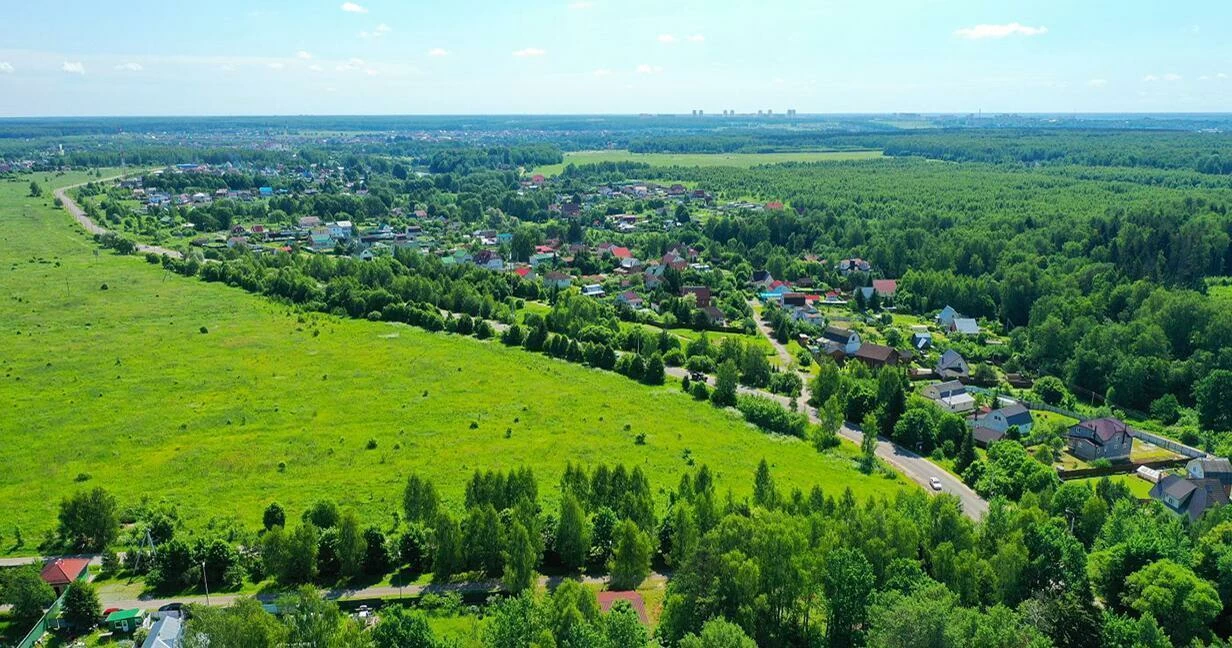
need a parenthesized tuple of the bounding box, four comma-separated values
(1192, 458, 1232, 476)
(40, 558, 90, 586)
(953, 318, 980, 335)
(609, 246, 632, 259)
(973, 427, 1005, 446)
(1074, 417, 1128, 443)
(821, 326, 855, 343)
(854, 343, 897, 363)
(872, 279, 898, 295)
(143, 615, 183, 648)
(923, 380, 967, 399)
(997, 402, 1034, 426)
(937, 349, 967, 371)
(106, 608, 143, 622)
(1151, 475, 1229, 522)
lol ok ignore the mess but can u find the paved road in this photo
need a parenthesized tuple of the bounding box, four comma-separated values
(0, 554, 103, 568)
(744, 298, 988, 519)
(54, 175, 182, 259)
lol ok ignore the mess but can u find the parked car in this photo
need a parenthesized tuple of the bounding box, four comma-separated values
(689, 371, 708, 383)
(929, 477, 943, 491)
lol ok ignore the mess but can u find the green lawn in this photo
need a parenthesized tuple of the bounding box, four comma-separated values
(533, 149, 885, 176)
(0, 173, 904, 552)
(1068, 474, 1154, 499)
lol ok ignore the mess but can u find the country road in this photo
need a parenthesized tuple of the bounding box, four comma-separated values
(53, 174, 182, 259)
(742, 299, 989, 519)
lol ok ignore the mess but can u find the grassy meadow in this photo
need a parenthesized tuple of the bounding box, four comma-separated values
(0, 172, 904, 552)
(533, 149, 884, 176)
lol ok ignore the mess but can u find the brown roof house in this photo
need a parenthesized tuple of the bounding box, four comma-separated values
(853, 343, 900, 368)
(1150, 474, 1229, 522)
(41, 557, 90, 596)
(1067, 418, 1133, 462)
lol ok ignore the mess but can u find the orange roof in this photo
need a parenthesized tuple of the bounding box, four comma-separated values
(41, 558, 90, 586)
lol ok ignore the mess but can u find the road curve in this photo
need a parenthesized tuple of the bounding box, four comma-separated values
(53, 175, 182, 259)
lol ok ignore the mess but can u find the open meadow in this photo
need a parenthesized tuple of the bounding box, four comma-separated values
(533, 149, 884, 175)
(0, 173, 904, 552)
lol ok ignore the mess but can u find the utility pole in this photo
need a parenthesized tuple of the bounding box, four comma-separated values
(201, 560, 211, 605)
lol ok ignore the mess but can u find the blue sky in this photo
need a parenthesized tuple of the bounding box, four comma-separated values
(0, 0, 1229, 116)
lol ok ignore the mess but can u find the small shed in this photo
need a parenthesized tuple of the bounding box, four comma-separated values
(105, 608, 146, 633)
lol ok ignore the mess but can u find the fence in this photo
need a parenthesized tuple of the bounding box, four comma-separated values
(1129, 428, 1209, 460)
(15, 589, 66, 648)
(1056, 458, 1188, 480)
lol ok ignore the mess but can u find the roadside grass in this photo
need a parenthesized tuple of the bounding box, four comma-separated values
(533, 149, 885, 176)
(0, 174, 905, 553)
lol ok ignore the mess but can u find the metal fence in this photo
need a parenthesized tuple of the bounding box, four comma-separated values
(15, 589, 65, 648)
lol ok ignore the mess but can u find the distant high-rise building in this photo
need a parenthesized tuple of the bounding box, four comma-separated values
(767, 109, 774, 115)
(757, 110, 764, 116)
(698, 109, 704, 116)
(787, 109, 797, 117)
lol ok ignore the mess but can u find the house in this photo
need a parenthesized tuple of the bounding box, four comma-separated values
(1188, 458, 1232, 487)
(973, 402, 1034, 435)
(561, 202, 582, 218)
(530, 252, 557, 268)
(607, 246, 632, 260)
(616, 291, 644, 309)
(790, 305, 825, 326)
(951, 318, 981, 336)
(872, 279, 898, 299)
(258, 186, 274, 198)
(751, 270, 775, 289)
(935, 349, 970, 380)
(921, 380, 976, 414)
(911, 332, 933, 352)
(837, 258, 872, 275)
(473, 250, 504, 271)
(105, 608, 146, 634)
(853, 343, 900, 368)
(1067, 418, 1133, 462)
(681, 285, 712, 308)
(327, 220, 354, 240)
(513, 266, 537, 281)
(972, 426, 1006, 448)
(226, 236, 248, 249)
(820, 326, 861, 356)
(544, 271, 572, 289)
(40, 558, 90, 596)
(935, 306, 960, 328)
(765, 201, 785, 210)
(143, 614, 184, 648)
(581, 284, 606, 298)
(702, 306, 727, 326)
(1150, 475, 1229, 522)
(298, 216, 322, 228)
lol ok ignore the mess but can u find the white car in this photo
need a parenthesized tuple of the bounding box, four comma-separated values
(928, 477, 943, 491)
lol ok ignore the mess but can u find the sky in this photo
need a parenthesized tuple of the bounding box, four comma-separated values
(0, 0, 1229, 116)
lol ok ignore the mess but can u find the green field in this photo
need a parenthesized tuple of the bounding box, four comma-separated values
(0, 173, 904, 552)
(533, 149, 885, 176)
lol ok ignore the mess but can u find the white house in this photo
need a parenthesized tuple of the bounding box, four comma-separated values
(327, 220, 354, 240)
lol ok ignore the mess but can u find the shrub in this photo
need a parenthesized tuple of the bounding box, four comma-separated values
(366, 439, 378, 450)
(199, 326, 208, 334)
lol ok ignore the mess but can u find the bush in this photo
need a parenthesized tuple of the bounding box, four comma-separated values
(736, 395, 808, 438)
(663, 348, 685, 366)
(1033, 376, 1067, 406)
(690, 382, 710, 401)
(685, 355, 716, 374)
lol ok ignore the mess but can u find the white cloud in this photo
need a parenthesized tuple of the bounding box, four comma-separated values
(1163, 72, 1183, 82)
(1218, 73, 1229, 79)
(427, 48, 449, 57)
(512, 47, 546, 57)
(61, 61, 85, 74)
(268, 62, 285, 70)
(296, 50, 312, 60)
(360, 23, 392, 38)
(308, 64, 324, 72)
(954, 22, 1048, 39)
(567, 1, 593, 8)
(1086, 78, 1107, 87)
(341, 2, 368, 13)
(636, 63, 663, 74)
(686, 34, 705, 42)
(220, 64, 236, 72)
(592, 68, 611, 77)
(0, 62, 13, 74)
(657, 34, 676, 43)
(1141, 74, 1159, 82)
(366, 68, 379, 76)
(335, 57, 368, 72)
(114, 62, 143, 72)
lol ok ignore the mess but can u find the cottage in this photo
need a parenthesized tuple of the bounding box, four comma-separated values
(327, 220, 354, 240)
(872, 279, 898, 299)
(935, 306, 960, 328)
(837, 258, 872, 275)
(681, 285, 712, 308)
(1067, 418, 1133, 462)
(105, 608, 146, 634)
(973, 402, 1034, 435)
(951, 318, 981, 336)
(820, 326, 861, 356)
(702, 306, 727, 326)
(40, 558, 89, 596)
(853, 343, 900, 368)
(581, 284, 606, 298)
(750, 270, 775, 289)
(1188, 458, 1232, 487)
(544, 271, 572, 289)
(143, 614, 184, 648)
(921, 380, 975, 414)
(616, 291, 644, 309)
(911, 332, 933, 352)
(1150, 475, 1229, 522)
(298, 216, 322, 228)
(530, 252, 557, 268)
(935, 349, 970, 380)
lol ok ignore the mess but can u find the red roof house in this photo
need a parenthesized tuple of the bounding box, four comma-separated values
(41, 558, 90, 594)
(872, 279, 898, 297)
(765, 201, 785, 210)
(609, 246, 632, 260)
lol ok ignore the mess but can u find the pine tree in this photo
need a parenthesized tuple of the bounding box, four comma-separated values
(955, 430, 977, 475)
